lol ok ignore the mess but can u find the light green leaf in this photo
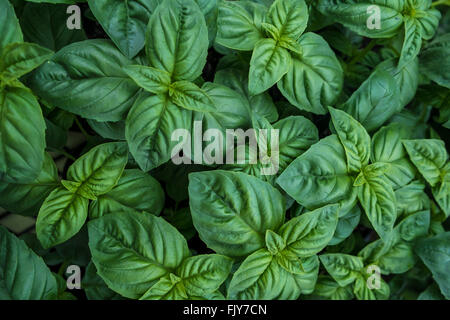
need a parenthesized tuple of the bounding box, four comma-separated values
(67, 142, 129, 197)
(89, 169, 165, 218)
(36, 187, 89, 249)
(189, 171, 285, 258)
(29, 39, 141, 121)
(176, 254, 233, 297)
(278, 33, 343, 115)
(357, 174, 397, 240)
(279, 204, 340, 257)
(277, 135, 353, 209)
(319, 253, 364, 287)
(403, 139, 448, 187)
(0, 42, 53, 81)
(216, 0, 266, 51)
(123, 65, 171, 94)
(88, 211, 190, 299)
(329, 107, 371, 173)
(248, 38, 291, 95)
(170, 81, 216, 112)
(126, 93, 192, 171)
(146, 0, 208, 81)
(266, 0, 308, 40)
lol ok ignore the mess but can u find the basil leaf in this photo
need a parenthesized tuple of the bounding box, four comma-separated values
(420, 34, 450, 89)
(319, 253, 364, 287)
(89, 169, 165, 219)
(403, 139, 448, 187)
(415, 232, 450, 299)
(0, 0, 23, 52)
(277, 135, 353, 209)
(88, 211, 190, 299)
(146, 0, 209, 82)
(339, 69, 400, 132)
(0, 153, 59, 216)
(0, 87, 46, 183)
(170, 81, 216, 112)
(67, 142, 129, 197)
(0, 226, 58, 299)
(30, 39, 141, 121)
(189, 170, 285, 258)
(126, 93, 192, 171)
(279, 204, 340, 257)
(248, 38, 291, 95)
(123, 65, 171, 94)
(278, 33, 343, 115)
(353, 272, 390, 300)
(329, 107, 371, 173)
(371, 123, 416, 189)
(317, 0, 403, 38)
(266, 0, 308, 40)
(0, 42, 53, 81)
(19, 2, 86, 51)
(216, 0, 266, 51)
(357, 174, 397, 240)
(88, 0, 160, 59)
(175, 254, 233, 297)
(36, 187, 89, 249)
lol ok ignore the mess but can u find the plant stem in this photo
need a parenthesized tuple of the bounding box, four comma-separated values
(348, 39, 378, 67)
(48, 147, 76, 161)
(75, 117, 89, 138)
(431, 0, 449, 7)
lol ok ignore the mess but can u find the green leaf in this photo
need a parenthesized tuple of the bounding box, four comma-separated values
(329, 107, 371, 174)
(266, 0, 308, 40)
(169, 81, 216, 112)
(89, 169, 165, 219)
(123, 65, 171, 94)
(353, 272, 390, 300)
(357, 174, 397, 240)
(265, 230, 286, 255)
(433, 171, 450, 219)
(146, 0, 209, 81)
(189, 171, 285, 258)
(313, 275, 354, 300)
(88, 211, 190, 299)
(82, 262, 122, 300)
(279, 204, 340, 257)
(319, 253, 364, 287)
(376, 57, 419, 109)
(248, 38, 291, 95)
(277, 135, 353, 209)
(0, 226, 57, 300)
(415, 232, 450, 299)
(371, 123, 416, 189)
(399, 17, 423, 68)
(316, 0, 403, 38)
(420, 34, 450, 89)
(0, 153, 59, 216)
(227, 248, 296, 300)
(36, 187, 89, 249)
(19, 2, 86, 51)
(140, 273, 188, 300)
(29, 39, 141, 122)
(339, 69, 400, 132)
(176, 254, 233, 297)
(87, 0, 159, 58)
(0, 0, 23, 52)
(0, 87, 46, 183)
(126, 93, 192, 171)
(403, 139, 448, 187)
(216, 0, 266, 51)
(278, 33, 343, 115)
(0, 42, 53, 81)
(67, 142, 129, 197)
